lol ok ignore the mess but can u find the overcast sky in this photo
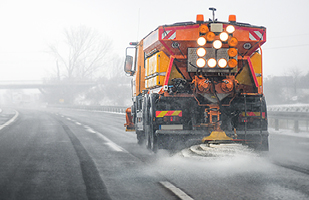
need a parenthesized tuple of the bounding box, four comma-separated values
(0, 0, 308, 81)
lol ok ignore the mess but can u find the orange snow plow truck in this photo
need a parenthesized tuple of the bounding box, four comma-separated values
(124, 9, 268, 152)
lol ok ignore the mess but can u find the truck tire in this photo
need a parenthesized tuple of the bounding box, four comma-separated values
(248, 134, 269, 151)
(149, 106, 158, 153)
(144, 93, 158, 152)
(136, 130, 145, 145)
(259, 135, 269, 151)
(150, 94, 159, 152)
(144, 94, 151, 149)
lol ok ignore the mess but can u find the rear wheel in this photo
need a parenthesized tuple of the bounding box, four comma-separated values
(258, 135, 269, 151)
(144, 95, 151, 149)
(145, 94, 158, 152)
(136, 130, 145, 145)
(145, 125, 151, 150)
(148, 116, 158, 152)
(145, 122, 158, 152)
(246, 134, 269, 151)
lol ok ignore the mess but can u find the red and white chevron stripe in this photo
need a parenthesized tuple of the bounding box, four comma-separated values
(249, 30, 264, 41)
(162, 30, 176, 40)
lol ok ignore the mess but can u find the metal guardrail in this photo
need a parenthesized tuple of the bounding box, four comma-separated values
(267, 105, 309, 133)
(75, 105, 127, 113)
(267, 111, 309, 120)
(78, 105, 309, 132)
(268, 104, 309, 112)
(50, 104, 309, 133)
(0, 80, 96, 89)
(48, 104, 127, 114)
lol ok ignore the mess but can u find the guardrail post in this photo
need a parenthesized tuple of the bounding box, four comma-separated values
(294, 120, 299, 133)
(275, 119, 279, 131)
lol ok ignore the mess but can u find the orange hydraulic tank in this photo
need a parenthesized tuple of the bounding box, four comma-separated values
(134, 41, 146, 96)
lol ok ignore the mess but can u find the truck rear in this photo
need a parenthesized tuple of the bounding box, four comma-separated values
(124, 10, 268, 152)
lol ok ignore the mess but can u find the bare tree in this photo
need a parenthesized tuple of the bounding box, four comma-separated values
(82, 55, 132, 106)
(290, 67, 302, 96)
(49, 26, 112, 81)
(264, 76, 285, 105)
(283, 67, 302, 98)
(45, 26, 112, 104)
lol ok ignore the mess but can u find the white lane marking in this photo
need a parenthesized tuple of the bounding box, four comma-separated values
(107, 142, 124, 152)
(97, 134, 124, 152)
(0, 110, 19, 130)
(84, 126, 126, 152)
(160, 181, 194, 200)
(60, 116, 125, 152)
(85, 126, 96, 133)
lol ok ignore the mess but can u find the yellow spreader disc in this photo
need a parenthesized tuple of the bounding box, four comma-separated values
(202, 131, 233, 143)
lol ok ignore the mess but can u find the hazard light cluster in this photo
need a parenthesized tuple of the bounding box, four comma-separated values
(187, 23, 238, 72)
(155, 110, 183, 124)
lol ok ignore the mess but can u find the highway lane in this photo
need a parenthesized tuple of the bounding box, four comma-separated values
(48, 107, 309, 199)
(0, 107, 308, 199)
(0, 108, 89, 199)
(0, 108, 172, 200)
(268, 131, 309, 171)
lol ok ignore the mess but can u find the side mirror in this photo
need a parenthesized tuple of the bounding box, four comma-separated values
(124, 55, 134, 75)
(124, 44, 137, 76)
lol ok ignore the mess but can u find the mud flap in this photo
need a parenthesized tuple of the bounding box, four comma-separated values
(124, 107, 135, 131)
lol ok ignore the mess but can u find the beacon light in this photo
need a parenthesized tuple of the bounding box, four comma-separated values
(228, 58, 237, 68)
(196, 48, 207, 57)
(228, 48, 238, 57)
(196, 58, 206, 68)
(226, 25, 235, 34)
(218, 58, 228, 68)
(228, 37, 238, 47)
(207, 58, 217, 68)
(213, 40, 222, 49)
(219, 32, 229, 42)
(197, 37, 207, 46)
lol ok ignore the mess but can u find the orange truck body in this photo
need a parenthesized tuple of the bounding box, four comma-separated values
(124, 12, 268, 151)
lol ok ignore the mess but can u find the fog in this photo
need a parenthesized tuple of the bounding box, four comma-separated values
(0, 1, 308, 196)
(0, 0, 307, 106)
(0, 0, 308, 179)
(0, 0, 308, 81)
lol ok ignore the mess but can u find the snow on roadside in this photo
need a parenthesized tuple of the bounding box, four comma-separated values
(269, 128, 309, 138)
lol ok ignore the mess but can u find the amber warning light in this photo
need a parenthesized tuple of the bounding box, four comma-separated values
(196, 14, 204, 23)
(229, 15, 236, 22)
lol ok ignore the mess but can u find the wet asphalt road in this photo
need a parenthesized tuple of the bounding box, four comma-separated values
(0, 107, 308, 200)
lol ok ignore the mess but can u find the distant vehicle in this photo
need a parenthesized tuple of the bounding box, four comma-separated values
(124, 8, 268, 152)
